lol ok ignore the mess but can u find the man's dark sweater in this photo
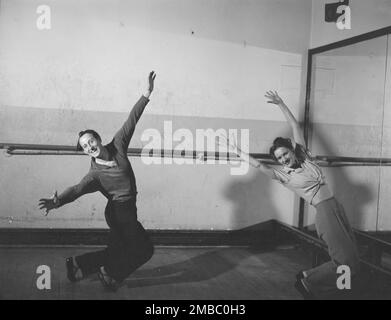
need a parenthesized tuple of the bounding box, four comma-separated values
(58, 96, 149, 206)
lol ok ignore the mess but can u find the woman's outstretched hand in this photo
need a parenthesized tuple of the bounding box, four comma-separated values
(39, 191, 59, 216)
(217, 133, 241, 155)
(265, 91, 284, 105)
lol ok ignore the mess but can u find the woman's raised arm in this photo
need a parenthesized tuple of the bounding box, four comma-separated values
(265, 91, 306, 147)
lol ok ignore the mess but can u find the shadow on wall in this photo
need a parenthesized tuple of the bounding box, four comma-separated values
(223, 169, 280, 228)
(311, 130, 374, 230)
(222, 128, 295, 228)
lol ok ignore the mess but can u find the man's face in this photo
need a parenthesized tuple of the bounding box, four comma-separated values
(274, 147, 297, 168)
(79, 133, 102, 158)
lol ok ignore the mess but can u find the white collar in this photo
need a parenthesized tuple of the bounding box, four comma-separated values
(283, 163, 304, 174)
(95, 158, 117, 167)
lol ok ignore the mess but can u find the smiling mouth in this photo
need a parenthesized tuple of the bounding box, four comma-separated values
(89, 148, 99, 155)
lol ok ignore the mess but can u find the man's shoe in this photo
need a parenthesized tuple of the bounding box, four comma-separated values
(66, 257, 82, 282)
(97, 267, 120, 292)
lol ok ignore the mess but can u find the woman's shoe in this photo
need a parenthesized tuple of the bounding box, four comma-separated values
(294, 278, 315, 300)
(296, 270, 306, 281)
(66, 257, 82, 282)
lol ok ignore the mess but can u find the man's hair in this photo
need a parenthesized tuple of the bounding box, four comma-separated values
(76, 129, 101, 151)
(269, 137, 294, 161)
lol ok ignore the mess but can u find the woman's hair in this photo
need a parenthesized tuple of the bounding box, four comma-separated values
(269, 137, 294, 161)
(76, 129, 101, 151)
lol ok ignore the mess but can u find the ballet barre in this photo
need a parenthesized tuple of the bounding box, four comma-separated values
(2, 143, 391, 166)
(316, 156, 391, 167)
(0, 143, 275, 163)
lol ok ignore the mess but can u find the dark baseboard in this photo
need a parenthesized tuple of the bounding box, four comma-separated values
(1, 219, 389, 248)
(0, 220, 281, 246)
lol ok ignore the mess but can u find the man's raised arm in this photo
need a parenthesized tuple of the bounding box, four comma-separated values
(114, 71, 156, 150)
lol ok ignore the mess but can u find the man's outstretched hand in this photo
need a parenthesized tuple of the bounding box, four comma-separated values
(39, 191, 59, 216)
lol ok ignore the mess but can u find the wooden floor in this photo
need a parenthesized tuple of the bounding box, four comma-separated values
(0, 245, 313, 300)
(1, 245, 390, 300)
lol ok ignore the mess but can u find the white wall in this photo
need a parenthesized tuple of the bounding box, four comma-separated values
(0, 0, 312, 229)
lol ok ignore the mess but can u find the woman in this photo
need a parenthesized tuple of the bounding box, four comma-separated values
(39, 71, 156, 291)
(222, 91, 360, 299)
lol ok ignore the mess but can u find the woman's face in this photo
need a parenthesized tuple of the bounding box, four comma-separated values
(79, 133, 102, 158)
(274, 146, 297, 168)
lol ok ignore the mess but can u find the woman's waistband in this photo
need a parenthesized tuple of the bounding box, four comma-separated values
(311, 184, 334, 207)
